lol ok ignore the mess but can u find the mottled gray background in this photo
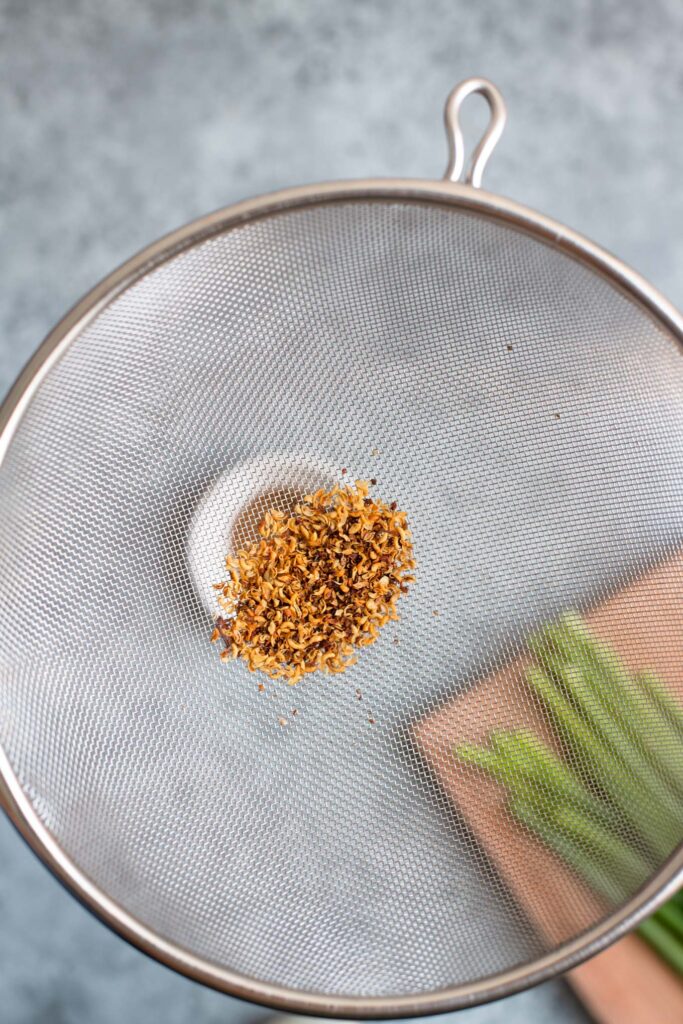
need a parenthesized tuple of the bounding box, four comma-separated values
(2, 1, 682, 1022)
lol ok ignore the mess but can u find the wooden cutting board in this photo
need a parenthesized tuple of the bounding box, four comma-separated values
(414, 554, 683, 1024)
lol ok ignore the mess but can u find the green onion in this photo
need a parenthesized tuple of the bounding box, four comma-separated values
(525, 665, 672, 858)
(489, 728, 626, 834)
(453, 613, 683, 976)
(510, 796, 627, 906)
(653, 899, 683, 943)
(638, 915, 683, 976)
(637, 670, 683, 741)
(530, 628, 683, 826)
(538, 617, 683, 801)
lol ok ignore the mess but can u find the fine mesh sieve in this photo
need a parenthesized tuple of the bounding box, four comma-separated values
(1, 79, 682, 1017)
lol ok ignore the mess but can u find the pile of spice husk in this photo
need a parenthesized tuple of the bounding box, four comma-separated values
(455, 614, 683, 976)
(211, 480, 415, 684)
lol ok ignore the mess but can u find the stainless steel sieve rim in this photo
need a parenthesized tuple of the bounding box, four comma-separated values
(2, 79, 683, 1017)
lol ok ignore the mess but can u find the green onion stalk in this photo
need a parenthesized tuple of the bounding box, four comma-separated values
(454, 615, 683, 976)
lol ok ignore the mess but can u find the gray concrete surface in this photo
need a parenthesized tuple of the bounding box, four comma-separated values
(2, 1, 682, 1021)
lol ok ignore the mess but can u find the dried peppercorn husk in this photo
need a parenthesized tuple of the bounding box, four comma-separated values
(211, 480, 415, 683)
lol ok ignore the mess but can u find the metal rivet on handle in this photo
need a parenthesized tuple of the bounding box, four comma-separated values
(443, 77, 507, 188)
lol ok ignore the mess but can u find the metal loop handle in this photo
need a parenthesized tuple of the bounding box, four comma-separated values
(443, 77, 507, 188)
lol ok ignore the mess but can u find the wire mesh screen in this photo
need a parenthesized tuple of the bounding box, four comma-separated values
(0, 199, 682, 999)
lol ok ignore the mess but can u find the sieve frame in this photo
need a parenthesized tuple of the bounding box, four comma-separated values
(3, 142, 683, 1019)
